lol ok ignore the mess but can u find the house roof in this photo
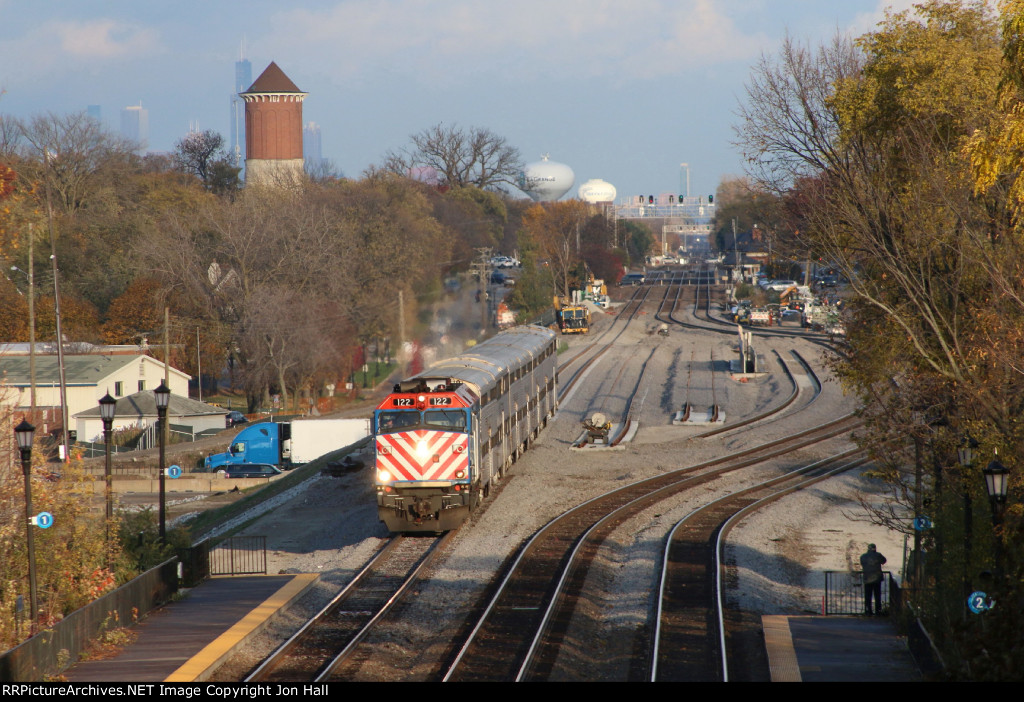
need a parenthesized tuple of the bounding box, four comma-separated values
(73, 391, 226, 419)
(0, 354, 188, 387)
(243, 62, 303, 94)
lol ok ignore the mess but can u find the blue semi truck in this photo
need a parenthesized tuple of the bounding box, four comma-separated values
(203, 418, 371, 471)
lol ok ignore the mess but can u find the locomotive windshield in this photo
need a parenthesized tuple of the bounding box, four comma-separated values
(377, 410, 420, 432)
(423, 409, 466, 430)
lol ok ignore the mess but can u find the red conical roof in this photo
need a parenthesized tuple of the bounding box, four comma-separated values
(243, 62, 303, 93)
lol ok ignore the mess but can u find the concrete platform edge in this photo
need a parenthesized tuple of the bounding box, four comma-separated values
(762, 615, 801, 682)
(164, 573, 319, 683)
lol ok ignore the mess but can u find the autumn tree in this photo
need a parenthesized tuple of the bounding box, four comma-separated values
(711, 176, 783, 256)
(737, 1, 1024, 676)
(520, 201, 593, 299)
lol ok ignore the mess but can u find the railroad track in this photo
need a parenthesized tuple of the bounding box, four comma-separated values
(245, 532, 454, 683)
(556, 284, 656, 403)
(441, 407, 860, 681)
(652, 448, 869, 682)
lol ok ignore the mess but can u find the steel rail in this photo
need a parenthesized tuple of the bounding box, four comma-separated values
(714, 454, 868, 682)
(318, 530, 457, 681)
(244, 536, 401, 682)
(443, 412, 861, 682)
(651, 448, 864, 682)
(245, 532, 452, 683)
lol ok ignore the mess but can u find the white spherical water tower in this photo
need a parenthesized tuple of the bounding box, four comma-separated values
(578, 179, 617, 203)
(518, 154, 575, 202)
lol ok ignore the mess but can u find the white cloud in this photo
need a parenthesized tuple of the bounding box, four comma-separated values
(54, 19, 161, 59)
(0, 17, 163, 92)
(265, 0, 770, 86)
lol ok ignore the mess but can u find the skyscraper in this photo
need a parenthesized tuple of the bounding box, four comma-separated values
(120, 103, 149, 152)
(303, 121, 323, 172)
(231, 44, 252, 170)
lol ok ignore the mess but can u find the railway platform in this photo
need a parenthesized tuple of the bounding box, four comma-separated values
(763, 615, 922, 682)
(60, 575, 921, 682)
(63, 574, 317, 683)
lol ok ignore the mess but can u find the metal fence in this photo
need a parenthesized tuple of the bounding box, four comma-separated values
(0, 558, 179, 682)
(824, 570, 894, 615)
(210, 536, 267, 576)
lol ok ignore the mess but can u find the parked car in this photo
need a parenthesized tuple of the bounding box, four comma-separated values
(768, 280, 798, 292)
(225, 410, 248, 428)
(618, 273, 646, 286)
(221, 463, 282, 479)
(490, 271, 506, 285)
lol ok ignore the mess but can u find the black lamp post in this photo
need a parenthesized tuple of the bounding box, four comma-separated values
(983, 455, 1009, 578)
(15, 419, 37, 633)
(154, 381, 171, 543)
(99, 392, 116, 525)
(958, 435, 979, 605)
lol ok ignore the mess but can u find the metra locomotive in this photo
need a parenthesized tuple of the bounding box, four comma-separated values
(374, 325, 558, 532)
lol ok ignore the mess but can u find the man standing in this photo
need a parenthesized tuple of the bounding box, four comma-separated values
(860, 543, 887, 615)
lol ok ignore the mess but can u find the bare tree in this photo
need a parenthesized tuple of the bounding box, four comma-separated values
(14, 111, 135, 213)
(383, 123, 522, 190)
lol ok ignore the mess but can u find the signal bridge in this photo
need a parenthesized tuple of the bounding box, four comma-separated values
(610, 196, 715, 255)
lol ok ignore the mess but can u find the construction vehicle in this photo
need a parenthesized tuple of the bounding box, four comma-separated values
(582, 412, 612, 444)
(554, 296, 590, 334)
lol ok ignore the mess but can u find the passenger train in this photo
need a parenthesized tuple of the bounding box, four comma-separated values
(373, 325, 558, 532)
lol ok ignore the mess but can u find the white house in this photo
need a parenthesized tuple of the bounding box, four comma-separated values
(0, 353, 191, 434)
(73, 390, 227, 444)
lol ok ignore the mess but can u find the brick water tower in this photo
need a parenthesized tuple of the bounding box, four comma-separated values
(240, 62, 307, 186)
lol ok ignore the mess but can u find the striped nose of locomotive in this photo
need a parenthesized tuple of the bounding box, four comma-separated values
(376, 430, 468, 481)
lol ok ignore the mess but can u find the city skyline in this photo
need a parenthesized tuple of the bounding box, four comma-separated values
(0, 1, 917, 198)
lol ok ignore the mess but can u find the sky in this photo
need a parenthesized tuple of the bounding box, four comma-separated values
(0, 0, 919, 202)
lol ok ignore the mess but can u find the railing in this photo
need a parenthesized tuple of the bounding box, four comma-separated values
(824, 570, 894, 615)
(210, 536, 267, 576)
(0, 559, 179, 681)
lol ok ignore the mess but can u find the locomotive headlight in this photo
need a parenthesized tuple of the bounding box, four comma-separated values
(416, 440, 429, 457)
(377, 469, 393, 483)
(455, 470, 466, 479)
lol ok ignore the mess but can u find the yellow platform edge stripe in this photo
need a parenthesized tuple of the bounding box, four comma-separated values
(164, 573, 320, 683)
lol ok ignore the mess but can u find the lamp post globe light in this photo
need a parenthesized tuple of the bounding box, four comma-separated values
(154, 381, 171, 543)
(15, 419, 37, 633)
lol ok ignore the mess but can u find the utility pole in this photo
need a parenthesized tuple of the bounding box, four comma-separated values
(398, 290, 405, 371)
(27, 227, 36, 416)
(196, 326, 202, 402)
(732, 218, 740, 285)
(164, 307, 170, 386)
(44, 183, 69, 463)
(470, 248, 493, 334)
